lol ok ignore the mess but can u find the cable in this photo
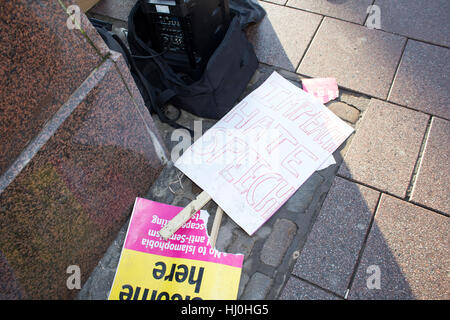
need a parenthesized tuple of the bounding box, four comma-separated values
(132, 48, 167, 59)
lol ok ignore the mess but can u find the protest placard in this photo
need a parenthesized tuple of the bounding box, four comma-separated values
(175, 72, 354, 235)
(109, 198, 243, 300)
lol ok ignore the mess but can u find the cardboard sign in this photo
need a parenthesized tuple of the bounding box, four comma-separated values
(175, 72, 353, 235)
(302, 77, 339, 104)
(109, 198, 243, 300)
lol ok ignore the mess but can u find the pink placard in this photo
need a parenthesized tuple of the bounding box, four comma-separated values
(302, 77, 339, 104)
(123, 198, 243, 268)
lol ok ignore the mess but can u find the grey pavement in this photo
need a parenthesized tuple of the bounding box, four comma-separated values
(81, 0, 450, 300)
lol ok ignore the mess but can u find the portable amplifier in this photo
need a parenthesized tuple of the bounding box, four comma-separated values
(140, 0, 230, 77)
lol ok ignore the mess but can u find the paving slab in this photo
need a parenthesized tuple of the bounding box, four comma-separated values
(338, 99, 429, 198)
(373, 0, 450, 47)
(298, 17, 406, 99)
(411, 118, 450, 213)
(279, 277, 339, 300)
(388, 40, 450, 120)
(246, 1, 322, 71)
(349, 195, 450, 300)
(292, 177, 379, 296)
(287, 0, 372, 24)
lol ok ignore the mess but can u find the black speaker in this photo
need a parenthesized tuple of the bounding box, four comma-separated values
(140, 0, 230, 77)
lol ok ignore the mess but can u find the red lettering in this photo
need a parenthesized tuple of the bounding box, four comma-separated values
(282, 145, 318, 178)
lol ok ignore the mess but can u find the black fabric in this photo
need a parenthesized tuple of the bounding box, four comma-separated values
(94, 24, 188, 131)
(127, 1, 259, 120)
(92, 1, 259, 131)
(229, 0, 266, 28)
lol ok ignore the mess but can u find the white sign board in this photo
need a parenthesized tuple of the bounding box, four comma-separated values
(176, 72, 354, 235)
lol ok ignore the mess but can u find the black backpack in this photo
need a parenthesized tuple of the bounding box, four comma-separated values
(92, 1, 260, 131)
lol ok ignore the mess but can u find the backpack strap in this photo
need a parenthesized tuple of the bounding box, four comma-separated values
(108, 32, 193, 134)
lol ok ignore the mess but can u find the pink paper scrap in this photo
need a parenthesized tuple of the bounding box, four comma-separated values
(302, 78, 339, 104)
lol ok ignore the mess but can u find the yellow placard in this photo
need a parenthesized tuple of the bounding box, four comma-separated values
(109, 248, 242, 300)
